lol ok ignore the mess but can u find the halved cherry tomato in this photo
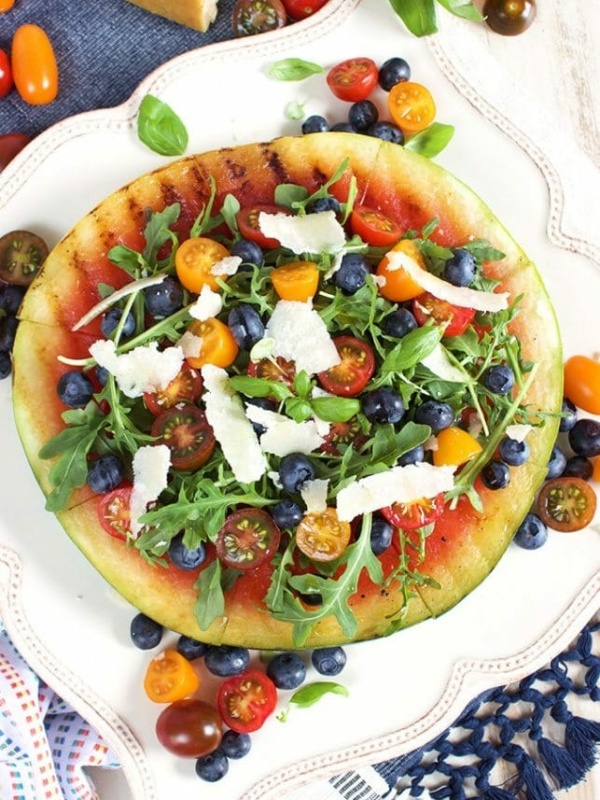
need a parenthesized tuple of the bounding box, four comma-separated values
(433, 426, 483, 467)
(326, 57, 378, 103)
(12, 24, 59, 105)
(232, 0, 287, 36)
(320, 417, 366, 455)
(350, 204, 402, 248)
(295, 507, 351, 561)
(282, 0, 327, 20)
(537, 477, 596, 532)
(237, 204, 291, 249)
(184, 318, 239, 369)
(413, 292, 475, 337)
(216, 508, 281, 570)
(156, 699, 223, 758)
(317, 336, 375, 397)
(144, 364, 202, 416)
(0, 49, 13, 98)
(97, 485, 133, 540)
(175, 237, 231, 293)
(144, 650, 200, 703)
(0, 133, 31, 171)
(151, 405, 216, 471)
(248, 355, 296, 389)
(271, 260, 319, 301)
(564, 355, 600, 415)
(217, 669, 277, 733)
(381, 493, 445, 530)
(388, 81, 436, 134)
(376, 239, 426, 302)
(0, 229, 49, 286)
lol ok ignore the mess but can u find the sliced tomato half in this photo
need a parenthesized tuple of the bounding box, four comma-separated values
(97, 485, 133, 540)
(413, 292, 475, 338)
(326, 57, 379, 103)
(217, 669, 277, 733)
(237, 204, 291, 249)
(381, 493, 445, 531)
(144, 364, 203, 416)
(295, 507, 351, 561)
(216, 508, 281, 570)
(320, 417, 367, 455)
(151, 405, 216, 471)
(350, 204, 402, 248)
(537, 477, 597, 532)
(317, 336, 375, 397)
(248, 355, 296, 389)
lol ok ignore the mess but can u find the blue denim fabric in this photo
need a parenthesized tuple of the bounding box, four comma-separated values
(0, 0, 237, 138)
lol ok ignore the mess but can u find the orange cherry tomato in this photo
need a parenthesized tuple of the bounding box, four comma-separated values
(185, 318, 239, 369)
(175, 237, 231, 293)
(388, 82, 436, 134)
(433, 426, 483, 467)
(593, 457, 600, 484)
(295, 507, 351, 562)
(270, 260, 319, 301)
(144, 650, 200, 703)
(0, 0, 16, 12)
(12, 24, 59, 105)
(376, 239, 426, 302)
(563, 355, 600, 415)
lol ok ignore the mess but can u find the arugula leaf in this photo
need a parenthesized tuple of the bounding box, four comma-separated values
(142, 203, 181, 266)
(194, 560, 226, 631)
(405, 123, 455, 158)
(277, 681, 348, 721)
(137, 95, 189, 157)
(268, 58, 325, 81)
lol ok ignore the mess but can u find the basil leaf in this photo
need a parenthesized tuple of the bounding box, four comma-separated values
(277, 681, 349, 721)
(268, 58, 325, 81)
(285, 100, 306, 121)
(275, 183, 309, 208)
(229, 375, 293, 402)
(436, 0, 483, 21)
(311, 396, 361, 423)
(387, 0, 437, 36)
(405, 123, 455, 158)
(137, 94, 189, 157)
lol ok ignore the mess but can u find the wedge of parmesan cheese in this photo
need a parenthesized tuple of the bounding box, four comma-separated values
(89, 339, 183, 398)
(125, 0, 218, 32)
(258, 210, 346, 255)
(265, 300, 340, 375)
(130, 444, 171, 537)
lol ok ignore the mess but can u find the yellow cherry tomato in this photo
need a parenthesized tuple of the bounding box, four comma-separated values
(295, 507, 351, 562)
(433, 426, 483, 467)
(12, 24, 59, 105)
(185, 318, 239, 369)
(376, 239, 425, 302)
(388, 81, 436, 134)
(271, 260, 320, 301)
(144, 650, 200, 703)
(563, 355, 600, 415)
(0, 0, 16, 12)
(593, 457, 600, 484)
(175, 237, 231, 293)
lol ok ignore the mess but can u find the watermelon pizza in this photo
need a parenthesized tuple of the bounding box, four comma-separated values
(11, 133, 562, 650)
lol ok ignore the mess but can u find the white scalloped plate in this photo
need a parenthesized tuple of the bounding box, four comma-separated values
(1, 1, 599, 798)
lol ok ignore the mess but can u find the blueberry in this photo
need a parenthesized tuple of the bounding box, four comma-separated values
(168, 533, 207, 570)
(348, 100, 378, 131)
(397, 444, 425, 466)
(100, 306, 136, 338)
(482, 365, 515, 395)
(383, 308, 418, 338)
(195, 750, 229, 782)
(302, 115, 330, 134)
(231, 238, 263, 266)
(0, 351, 11, 380)
(370, 515, 393, 555)
(220, 730, 252, 759)
(443, 249, 476, 287)
(366, 121, 404, 145)
(306, 196, 341, 215)
(514, 513, 548, 550)
(498, 437, 530, 467)
(95, 365, 110, 386)
(57, 370, 94, 408)
(144, 276, 184, 318)
(0, 315, 18, 352)
(311, 646, 347, 676)
(330, 122, 357, 133)
(86, 453, 124, 493)
(266, 652, 306, 690)
(568, 418, 600, 458)
(278, 453, 316, 493)
(414, 400, 454, 432)
(559, 397, 578, 432)
(205, 645, 250, 677)
(379, 57, 411, 91)
(271, 498, 303, 529)
(362, 387, 405, 424)
(562, 455, 593, 480)
(177, 635, 209, 661)
(547, 445, 567, 478)
(0, 284, 26, 314)
(481, 460, 510, 490)
(228, 304, 265, 349)
(298, 591, 323, 606)
(130, 613, 163, 650)
(333, 253, 369, 295)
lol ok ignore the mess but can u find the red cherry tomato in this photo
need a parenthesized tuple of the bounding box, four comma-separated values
(0, 49, 13, 98)
(11, 24, 59, 105)
(217, 669, 277, 733)
(156, 699, 223, 757)
(248, 355, 296, 389)
(237, 204, 291, 249)
(282, 0, 327, 19)
(216, 508, 281, 570)
(97, 485, 133, 540)
(144, 364, 203, 416)
(413, 292, 475, 337)
(232, 0, 287, 36)
(317, 336, 375, 397)
(326, 57, 378, 103)
(381, 493, 445, 530)
(320, 417, 366, 455)
(537, 477, 596, 532)
(151, 405, 216, 471)
(350, 204, 403, 248)
(0, 133, 31, 172)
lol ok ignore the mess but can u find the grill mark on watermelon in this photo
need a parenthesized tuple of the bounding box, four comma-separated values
(262, 144, 292, 187)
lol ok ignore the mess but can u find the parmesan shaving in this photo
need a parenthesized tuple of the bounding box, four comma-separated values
(130, 444, 171, 538)
(89, 339, 183, 398)
(189, 285, 223, 321)
(258, 210, 346, 255)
